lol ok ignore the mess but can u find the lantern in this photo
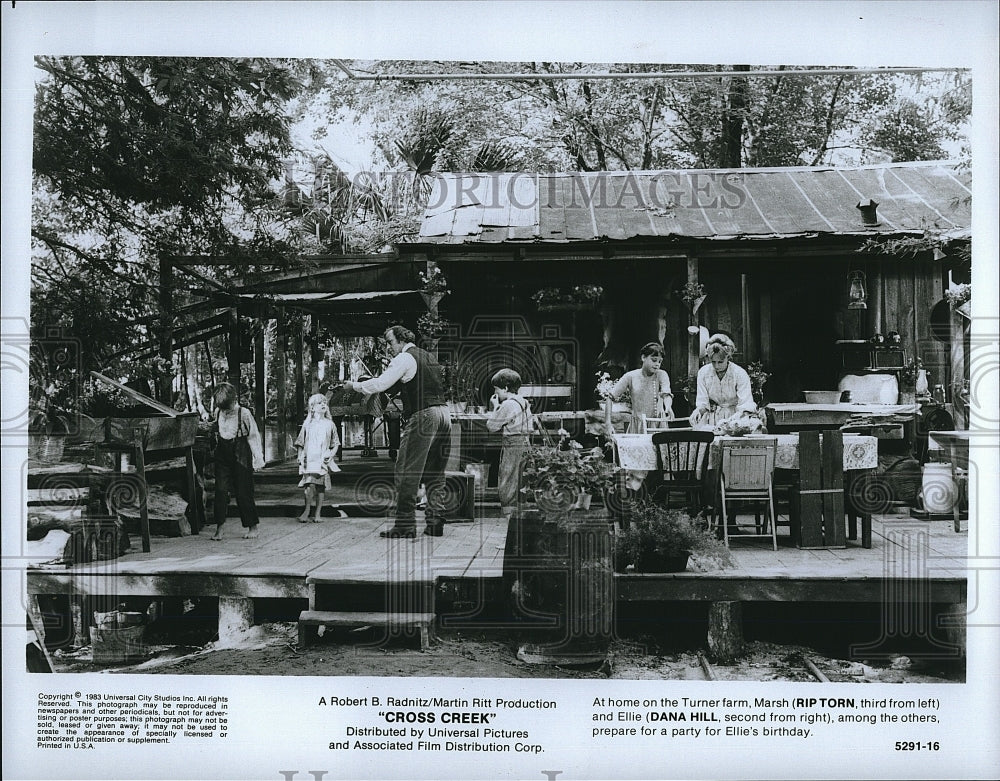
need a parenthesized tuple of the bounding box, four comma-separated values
(848, 271, 868, 310)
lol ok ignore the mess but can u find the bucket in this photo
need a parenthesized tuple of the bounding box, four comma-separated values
(502, 509, 613, 665)
(464, 463, 489, 498)
(921, 463, 957, 514)
(90, 610, 145, 664)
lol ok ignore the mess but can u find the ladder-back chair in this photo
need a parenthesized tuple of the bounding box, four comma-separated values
(717, 437, 778, 550)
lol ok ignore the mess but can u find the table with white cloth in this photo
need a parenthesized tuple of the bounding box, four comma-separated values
(611, 431, 879, 546)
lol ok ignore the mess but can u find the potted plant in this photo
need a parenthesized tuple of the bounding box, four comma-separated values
(416, 312, 450, 340)
(676, 281, 707, 315)
(531, 285, 603, 311)
(519, 438, 619, 521)
(618, 501, 733, 573)
(945, 283, 971, 318)
(745, 361, 771, 405)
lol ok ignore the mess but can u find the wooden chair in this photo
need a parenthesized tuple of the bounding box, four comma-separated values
(716, 437, 778, 550)
(649, 429, 715, 512)
(641, 414, 672, 433)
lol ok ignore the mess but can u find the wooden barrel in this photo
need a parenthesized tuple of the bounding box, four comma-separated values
(502, 508, 613, 665)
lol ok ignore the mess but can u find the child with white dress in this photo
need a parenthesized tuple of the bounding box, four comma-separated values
(294, 393, 341, 522)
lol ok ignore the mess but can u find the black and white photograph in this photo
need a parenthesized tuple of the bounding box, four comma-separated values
(4, 2, 998, 780)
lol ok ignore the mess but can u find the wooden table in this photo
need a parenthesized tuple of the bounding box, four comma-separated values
(766, 402, 917, 430)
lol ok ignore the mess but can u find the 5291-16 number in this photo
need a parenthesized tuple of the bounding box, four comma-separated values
(895, 741, 940, 751)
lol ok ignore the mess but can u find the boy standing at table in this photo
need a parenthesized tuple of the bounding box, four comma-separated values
(487, 369, 534, 517)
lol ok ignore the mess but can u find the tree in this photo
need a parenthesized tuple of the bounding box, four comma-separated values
(31, 56, 310, 399)
(311, 61, 970, 172)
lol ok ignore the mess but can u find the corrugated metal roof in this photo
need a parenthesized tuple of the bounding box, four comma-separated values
(415, 161, 971, 245)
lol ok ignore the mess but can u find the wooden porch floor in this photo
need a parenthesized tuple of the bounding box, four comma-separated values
(27, 506, 968, 605)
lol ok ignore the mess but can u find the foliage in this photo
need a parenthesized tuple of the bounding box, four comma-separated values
(944, 284, 971, 308)
(899, 358, 923, 387)
(619, 501, 733, 569)
(418, 266, 449, 294)
(416, 312, 450, 338)
(594, 370, 630, 406)
(315, 61, 970, 172)
(676, 281, 706, 306)
(674, 373, 699, 402)
(531, 285, 603, 307)
(744, 361, 771, 404)
(519, 441, 619, 502)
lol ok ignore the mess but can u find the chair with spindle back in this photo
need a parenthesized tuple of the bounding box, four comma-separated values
(649, 429, 715, 512)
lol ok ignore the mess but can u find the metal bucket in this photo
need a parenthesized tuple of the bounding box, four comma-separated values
(502, 508, 613, 665)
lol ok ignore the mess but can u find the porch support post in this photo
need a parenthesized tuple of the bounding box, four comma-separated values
(227, 308, 241, 389)
(218, 596, 255, 643)
(687, 256, 701, 377)
(254, 320, 265, 447)
(294, 316, 305, 424)
(158, 254, 174, 403)
(275, 313, 288, 462)
(707, 600, 743, 663)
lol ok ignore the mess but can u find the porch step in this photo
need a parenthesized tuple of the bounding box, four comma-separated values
(297, 610, 436, 650)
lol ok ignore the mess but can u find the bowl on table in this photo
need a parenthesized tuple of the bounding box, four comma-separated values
(802, 390, 844, 404)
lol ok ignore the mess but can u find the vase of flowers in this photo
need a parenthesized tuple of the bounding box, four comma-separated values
(418, 267, 449, 310)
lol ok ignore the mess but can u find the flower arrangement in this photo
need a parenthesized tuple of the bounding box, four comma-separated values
(531, 285, 603, 308)
(619, 501, 733, 572)
(745, 361, 770, 404)
(416, 312, 450, 339)
(944, 283, 971, 309)
(594, 370, 630, 406)
(899, 357, 923, 387)
(418, 266, 449, 294)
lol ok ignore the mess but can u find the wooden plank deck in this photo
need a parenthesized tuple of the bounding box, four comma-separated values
(26, 508, 968, 605)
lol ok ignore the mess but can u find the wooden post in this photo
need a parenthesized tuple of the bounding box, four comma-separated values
(309, 315, 320, 395)
(707, 601, 743, 663)
(275, 314, 288, 462)
(294, 315, 305, 424)
(940, 601, 967, 658)
(227, 308, 241, 389)
(254, 322, 265, 453)
(218, 597, 254, 643)
(158, 254, 174, 404)
(687, 257, 701, 378)
(133, 428, 151, 554)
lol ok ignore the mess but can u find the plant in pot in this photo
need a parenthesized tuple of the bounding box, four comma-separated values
(519, 438, 619, 522)
(618, 500, 733, 573)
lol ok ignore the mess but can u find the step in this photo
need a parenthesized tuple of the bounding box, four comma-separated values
(297, 610, 435, 649)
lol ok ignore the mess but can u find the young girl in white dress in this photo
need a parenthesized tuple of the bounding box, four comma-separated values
(294, 393, 341, 522)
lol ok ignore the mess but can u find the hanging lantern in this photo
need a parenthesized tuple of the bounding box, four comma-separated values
(848, 271, 868, 310)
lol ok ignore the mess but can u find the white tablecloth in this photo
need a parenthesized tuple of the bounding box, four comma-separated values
(613, 433, 878, 473)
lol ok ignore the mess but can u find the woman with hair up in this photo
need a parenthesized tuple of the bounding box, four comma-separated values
(689, 334, 757, 428)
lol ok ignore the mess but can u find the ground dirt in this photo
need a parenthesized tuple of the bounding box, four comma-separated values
(50, 623, 964, 683)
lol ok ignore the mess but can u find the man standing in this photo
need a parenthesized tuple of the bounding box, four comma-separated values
(344, 325, 452, 538)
